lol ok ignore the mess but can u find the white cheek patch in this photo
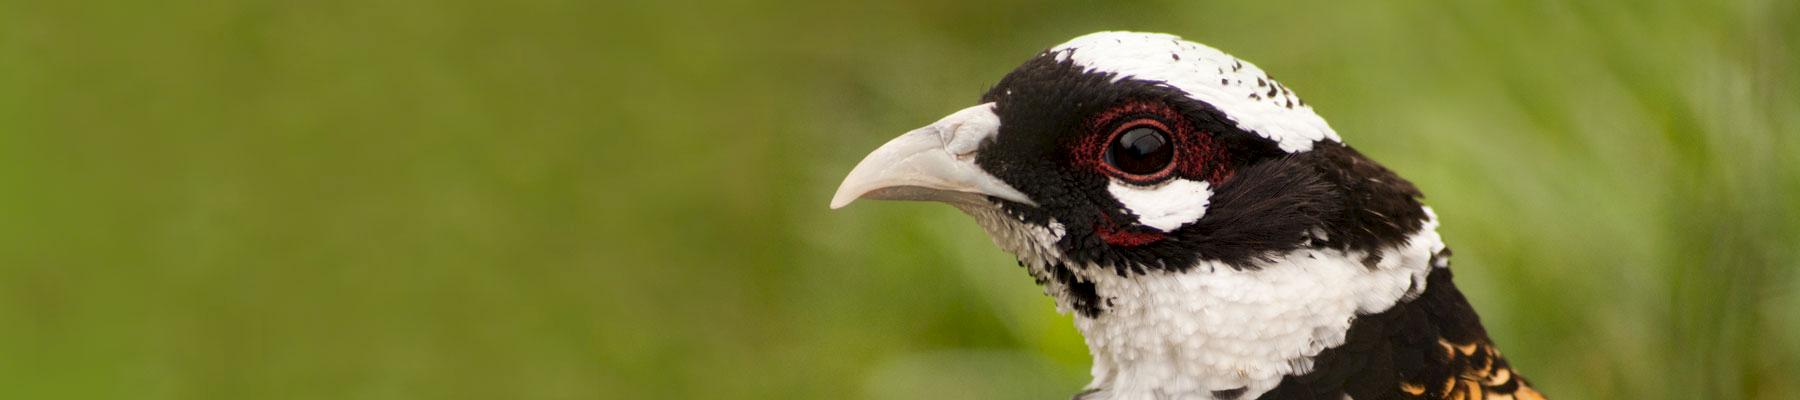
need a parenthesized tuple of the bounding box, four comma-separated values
(1106, 178, 1211, 232)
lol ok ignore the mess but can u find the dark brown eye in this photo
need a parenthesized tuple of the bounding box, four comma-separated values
(1105, 125, 1173, 176)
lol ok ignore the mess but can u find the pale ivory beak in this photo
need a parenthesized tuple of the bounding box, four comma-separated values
(830, 103, 1037, 209)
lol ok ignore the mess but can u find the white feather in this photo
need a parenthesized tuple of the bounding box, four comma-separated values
(1051, 31, 1340, 153)
(967, 198, 1446, 400)
(1107, 178, 1212, 232)
(1073, 209, 1443, 400)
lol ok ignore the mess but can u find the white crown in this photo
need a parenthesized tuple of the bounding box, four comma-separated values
(1051, 31, 1341, 153)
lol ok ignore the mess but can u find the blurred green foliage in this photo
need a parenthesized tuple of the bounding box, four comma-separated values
(1, 0, 1796, 399)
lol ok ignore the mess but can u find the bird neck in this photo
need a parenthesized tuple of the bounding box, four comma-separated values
(1067, 235, 1442, 399)
(1059, 233, 1542, 400)
(958, 202, 1515, 399)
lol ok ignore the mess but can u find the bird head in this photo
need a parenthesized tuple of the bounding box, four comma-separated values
(842, 38, 1458, 338)
(825, 33, 1522, 400)
(834, 32, 1429, 278)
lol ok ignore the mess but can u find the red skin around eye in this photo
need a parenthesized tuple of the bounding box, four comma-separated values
(1179, 130, 1233, 184)
(1076, 100, 1233, 186)
(1077, 100, 1234, 247)
(1096, 213, 1166, 247)
(1097, 119, 1179, 182)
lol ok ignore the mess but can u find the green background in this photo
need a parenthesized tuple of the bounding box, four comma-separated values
(2, 0, 1797, 399)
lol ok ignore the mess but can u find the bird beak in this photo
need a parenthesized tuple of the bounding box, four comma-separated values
(830, 103, 1037, 209)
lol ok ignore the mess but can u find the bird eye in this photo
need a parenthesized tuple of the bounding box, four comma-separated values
(1104, 124, 1174, 177)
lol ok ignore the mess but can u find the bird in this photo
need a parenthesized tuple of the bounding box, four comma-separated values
(829, 32, 1546, 400)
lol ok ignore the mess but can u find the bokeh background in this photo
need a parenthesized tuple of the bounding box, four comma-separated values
(2, 0, 1797, 399)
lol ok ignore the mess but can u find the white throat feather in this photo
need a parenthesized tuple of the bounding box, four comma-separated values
(966, 201, 1446, 400)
